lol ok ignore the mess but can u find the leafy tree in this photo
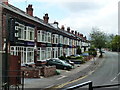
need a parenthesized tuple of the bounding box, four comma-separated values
(111, 35, 120, 52)
(105, 34, 115, 50)
(88, 46, 97, 57)
(89, 27, 107, 57)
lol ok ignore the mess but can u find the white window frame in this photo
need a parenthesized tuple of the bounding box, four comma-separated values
(53, 47, 58, 58)
(52, 34, 58, 44)
(26, 26, 34, 41)
(37, 47, 46, 61)
(46, 47, 52, 59)
(10, 46, 34, 65)
(26, 47, 34, 64)
(47, 32, 51, 43)
(15, 22, 35, 41)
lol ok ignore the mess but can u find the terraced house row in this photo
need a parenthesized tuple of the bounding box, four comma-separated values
(0, 1, 90, 66)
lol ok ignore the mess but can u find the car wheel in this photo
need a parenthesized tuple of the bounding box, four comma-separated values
(63, 67, 67, 70)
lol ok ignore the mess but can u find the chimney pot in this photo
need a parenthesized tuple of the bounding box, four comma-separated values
(67, 27, 70, 32)
(75, 31, 77, 35)
(71, 30, 74, 34)
(61, 25, 65, 30)
(80, 34, 83, 37)
(26, 4, 33, 16)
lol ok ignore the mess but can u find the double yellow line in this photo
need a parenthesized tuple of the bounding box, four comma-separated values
(53, 75, 88, 88)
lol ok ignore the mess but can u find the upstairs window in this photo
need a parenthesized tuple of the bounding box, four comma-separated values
(47, 32, 51, 43)
(15, 22, 35, 41)
(37, 30, 47, 43)
(52, 34, 58, 44)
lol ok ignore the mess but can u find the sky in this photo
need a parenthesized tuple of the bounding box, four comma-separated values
(8, 0, 119, 38)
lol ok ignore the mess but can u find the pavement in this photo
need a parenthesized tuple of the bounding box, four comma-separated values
(24, 53, 104, 89)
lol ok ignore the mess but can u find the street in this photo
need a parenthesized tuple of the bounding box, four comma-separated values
(62, 51, 119, 89)
(24, 51, 120, 89)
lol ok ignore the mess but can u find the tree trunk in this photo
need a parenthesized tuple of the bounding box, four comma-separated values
(99, 48, 103, 57)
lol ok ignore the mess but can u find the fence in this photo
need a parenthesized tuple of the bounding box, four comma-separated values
(2, 70, 24, 90)
(65, 81, 120, 90)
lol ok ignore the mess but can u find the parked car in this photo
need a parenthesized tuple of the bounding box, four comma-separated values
(82, 53, 89, 56)
(46, 58, 73, 70)
(35, 60, 47, 66)
(62, 59, 74, 66)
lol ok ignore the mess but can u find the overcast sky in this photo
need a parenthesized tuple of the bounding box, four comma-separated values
(9, 0, 119, 38)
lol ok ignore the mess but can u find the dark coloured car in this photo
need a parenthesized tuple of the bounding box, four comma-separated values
(46, 58, 73, 70)
(62, 59, 74, 66)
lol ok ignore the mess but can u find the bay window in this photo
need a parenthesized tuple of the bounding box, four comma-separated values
(10, 46, 34, 65)
(37, 47, 46, 61)
(37, 30, 47, 43)
(15, 22, 25, 40)
(26, 47, 34, 63)
(15, 22, 35, 41)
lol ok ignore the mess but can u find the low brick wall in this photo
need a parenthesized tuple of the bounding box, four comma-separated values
(21, 67, 41, 78)
(21, 66, 56, 78)
(42, 66, 56, 77)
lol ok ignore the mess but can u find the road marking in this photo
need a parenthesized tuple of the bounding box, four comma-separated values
(57, 75, 67, 80)
(53, 67, 97, 88)
(54, 75, 88, 88)
(111, 72, 120, 82)
(45, 84, 55, 88)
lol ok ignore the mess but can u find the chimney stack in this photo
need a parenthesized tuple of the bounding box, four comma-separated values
(61, 25, 65, 30)
(43, 13, 49, 23)
(26, 4, 33, 16)
(2, 0, 8, 5)
(71, 30, 74, 34)
(80, 34, 83, 37)
(75, 31, 77, 35)
(67, 27, 70, 32)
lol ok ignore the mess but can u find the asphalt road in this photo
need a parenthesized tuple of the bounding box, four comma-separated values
(63, 51, 120, 89)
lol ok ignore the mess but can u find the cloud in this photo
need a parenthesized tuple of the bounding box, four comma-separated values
(9, 0, 119, 37)
(58, 0, 118, 37)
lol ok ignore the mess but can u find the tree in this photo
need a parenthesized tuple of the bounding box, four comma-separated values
(89, 27, 107, 57)
(111, 35, 120, 52)
(105, 34, 115, 50)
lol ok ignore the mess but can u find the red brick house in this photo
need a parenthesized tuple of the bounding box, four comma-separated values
(0, 0, 90, 80)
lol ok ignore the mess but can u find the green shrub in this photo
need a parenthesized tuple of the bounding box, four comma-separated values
(75, 56, 83, 59)
(88, 47, 97, 57)
(67, 56, 71, 59)
(58, 56, 66, 60)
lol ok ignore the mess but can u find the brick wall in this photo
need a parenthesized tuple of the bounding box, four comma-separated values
(42, 66, 56, 77)
(21, 67, 41, 78)
(21, 66, 56, 78)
